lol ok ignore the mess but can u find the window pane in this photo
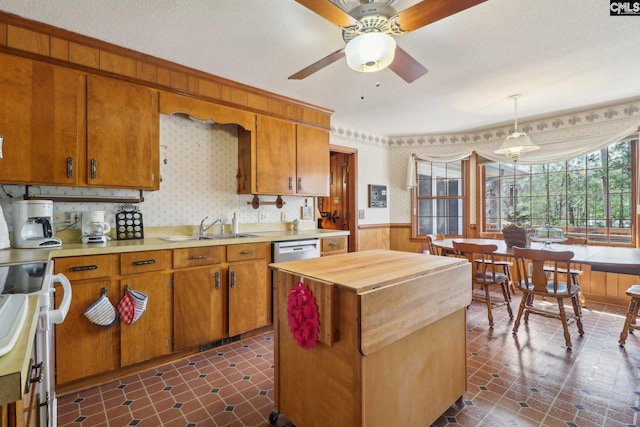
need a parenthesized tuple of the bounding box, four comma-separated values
(483, 140, 635, 244)
(415, 160, 464, 237)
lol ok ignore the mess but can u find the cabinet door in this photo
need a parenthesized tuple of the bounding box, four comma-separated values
(120, 272, 170, 366)
(228, 259, 270, 336)
(174, 265, 227, 350)
(0, 53, 83, 185)
(255, 115, 296, 195)
(87, 75, 159, 189)
(296, 124, 330, 196)
(54, 278, 117, 385)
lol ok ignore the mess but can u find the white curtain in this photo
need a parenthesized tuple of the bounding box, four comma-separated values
(406, 150, 473, 189)
(406, 122, 639, 190)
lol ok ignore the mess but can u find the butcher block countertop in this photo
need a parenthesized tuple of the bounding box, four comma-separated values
(270, 249, 468, 294)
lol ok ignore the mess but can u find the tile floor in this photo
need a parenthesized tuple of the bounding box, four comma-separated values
(58, 294, 640, 427)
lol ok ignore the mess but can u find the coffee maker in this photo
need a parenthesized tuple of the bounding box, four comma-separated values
(12, 200, 62, 248)
(81, 211, 111, 244)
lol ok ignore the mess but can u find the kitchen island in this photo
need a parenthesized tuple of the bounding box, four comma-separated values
(270, 249, 471, 427)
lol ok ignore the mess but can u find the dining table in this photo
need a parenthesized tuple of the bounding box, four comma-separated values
(431, 238, 640, 276)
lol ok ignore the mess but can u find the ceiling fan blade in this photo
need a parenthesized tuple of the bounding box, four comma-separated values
(294, 0, 359, 27)
(394, 0, 487, 32)
(288, 49, 346, 80)
(388, 47, 428, 84)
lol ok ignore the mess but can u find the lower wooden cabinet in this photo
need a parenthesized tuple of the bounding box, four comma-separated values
(174, 266, 227, 350)
(119, 272, 171, 366)
(54, 255, 118, 385)
(52, 243, 272, 389)
(227, 243, 271, 336)
(321, 236, 348, 256)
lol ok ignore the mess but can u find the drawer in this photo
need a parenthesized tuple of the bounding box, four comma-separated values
(120, 250, 172, 275)
(54, 255, 115, 280)
(174, 246, 224, 269)
(322, 236, 347, 255)
(227, 242, 269, 262)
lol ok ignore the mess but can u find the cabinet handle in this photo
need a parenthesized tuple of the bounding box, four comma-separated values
(215, 271, 220, 289)
(288, 176, 293, 191)
(69, 265, 98, 272)
(240, 250, 254, 255)
(190, 255, 207, 260)
(230, 270, 236, 288)
(67, 157, 74, 178)
(90, 158, 97, 179)
(297, 177, 302, 191)
(329, 242, 339, 247)
(25, 360, 44, 393)
(132, 259, 156, 266)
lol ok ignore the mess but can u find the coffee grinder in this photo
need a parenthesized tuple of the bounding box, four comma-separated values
(12, 200, 62, 248)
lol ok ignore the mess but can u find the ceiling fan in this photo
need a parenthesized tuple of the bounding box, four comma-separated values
(290, 0, 487, 83)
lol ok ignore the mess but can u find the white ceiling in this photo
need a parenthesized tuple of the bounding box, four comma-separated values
(3, 0, 640, 136)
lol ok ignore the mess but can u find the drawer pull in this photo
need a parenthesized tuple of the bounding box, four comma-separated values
(132, 259, 156, 266)
(240, 250, 254, 255)
(215, 271, 221, 289)
(67, 157, 74, 178)
(190, 255, 208, 260)
(328, 242, 339, 247)
(231, 271, 236, 288)
(69, 265, 98, 272)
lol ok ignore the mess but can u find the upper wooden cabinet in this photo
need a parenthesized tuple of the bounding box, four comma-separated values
(87, 75, 160, 190)
(238, 115, 329, 196)
(0, 53, 85, 186)
(0, 56, 160, 190)
(296, 124, 329, 196)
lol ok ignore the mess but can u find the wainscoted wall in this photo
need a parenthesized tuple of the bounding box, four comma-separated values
(355, 223, 423, 253)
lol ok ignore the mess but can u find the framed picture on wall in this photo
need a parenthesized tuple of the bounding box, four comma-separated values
(368, 184, 387, 208)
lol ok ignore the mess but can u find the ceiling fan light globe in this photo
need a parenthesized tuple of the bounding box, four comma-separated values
(345, 32, 396, 72)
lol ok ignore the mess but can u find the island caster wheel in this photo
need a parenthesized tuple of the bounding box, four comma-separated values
(268, 409, 280, 424)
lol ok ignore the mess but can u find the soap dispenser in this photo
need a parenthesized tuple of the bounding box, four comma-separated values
(231, 213, 239, 235)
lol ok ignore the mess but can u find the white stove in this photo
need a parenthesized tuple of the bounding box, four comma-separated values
(0, 260, 71, 427)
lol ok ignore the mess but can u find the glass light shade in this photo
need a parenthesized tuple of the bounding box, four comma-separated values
(345, 32, 397, 73)
(494, 132, 539, 161)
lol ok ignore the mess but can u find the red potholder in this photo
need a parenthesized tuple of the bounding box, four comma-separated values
(117, 291, 135, 325)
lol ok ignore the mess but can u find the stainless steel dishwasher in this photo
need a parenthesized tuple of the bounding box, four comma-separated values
(272, 239, 321, 262)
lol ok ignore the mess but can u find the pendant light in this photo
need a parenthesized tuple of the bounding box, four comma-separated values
(494, 94, 539, 162)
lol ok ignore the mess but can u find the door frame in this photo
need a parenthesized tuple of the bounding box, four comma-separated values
(327, 144, 358, 252)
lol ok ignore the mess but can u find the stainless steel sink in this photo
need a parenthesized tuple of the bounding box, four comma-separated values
(210, 233, 256, 239)
(160, 233, 255, 242)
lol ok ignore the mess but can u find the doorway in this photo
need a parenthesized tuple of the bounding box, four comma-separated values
(318, 146, 357, 252)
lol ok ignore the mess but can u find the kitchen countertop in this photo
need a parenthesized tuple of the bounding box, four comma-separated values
(0, 228, 349, 262)
(0, 294, 40, 406)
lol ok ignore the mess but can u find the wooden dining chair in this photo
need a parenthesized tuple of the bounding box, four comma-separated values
(478, 231, 515, 299)
(427, 234, 452, 256)
(511, 247, 584, 349)
(452, 241, 514, 328)
(543, 236, 587, 306)
(619, 285, 640, 346)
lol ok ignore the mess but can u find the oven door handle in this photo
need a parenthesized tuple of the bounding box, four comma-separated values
(50, 273, 72, 325)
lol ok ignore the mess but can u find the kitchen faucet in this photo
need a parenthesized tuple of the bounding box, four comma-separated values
(199, 217, 222, 235)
